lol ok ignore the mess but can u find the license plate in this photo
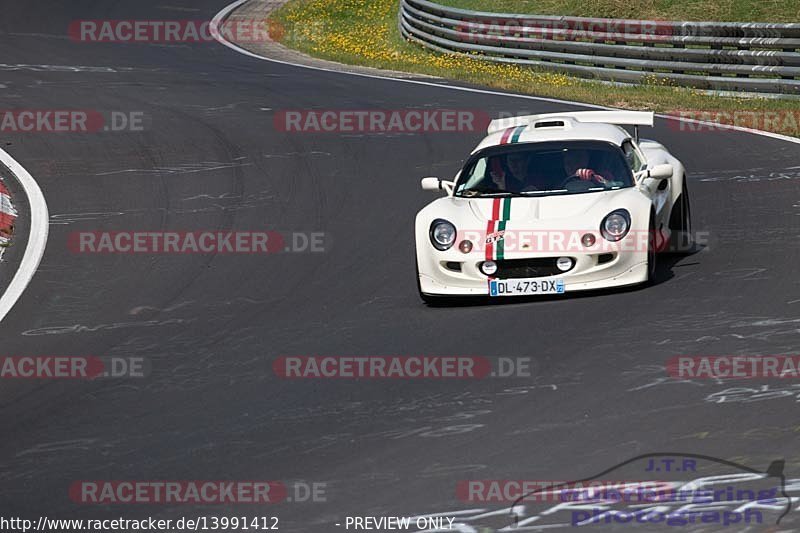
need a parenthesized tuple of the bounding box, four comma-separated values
(489, 278, 565, 297)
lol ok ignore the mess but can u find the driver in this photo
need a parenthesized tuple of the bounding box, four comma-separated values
(563, 150, 609, 185)
(489, 152, 536, 192)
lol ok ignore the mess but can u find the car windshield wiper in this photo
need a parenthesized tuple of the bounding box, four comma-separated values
(519, 189, 568, 195)
(459, 190, 525, 197)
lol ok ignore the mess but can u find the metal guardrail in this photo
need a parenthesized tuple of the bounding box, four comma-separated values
(399, 0, 800, 96)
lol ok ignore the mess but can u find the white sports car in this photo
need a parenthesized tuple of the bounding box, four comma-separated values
(415, 110, 692, 303)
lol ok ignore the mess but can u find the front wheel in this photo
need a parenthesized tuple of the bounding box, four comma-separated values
(647, 214, 657, 283)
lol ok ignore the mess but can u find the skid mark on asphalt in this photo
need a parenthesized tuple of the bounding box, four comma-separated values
(181, 192, 242, 200)
(712, 268, 769, 280)
(129, 301, 194, 315)
(15, 439, 98, 457)
(94, 160, 253, 176)
(696, 166, 800, 182)
(263, 151, 332, 158)
(649, 312, 800, 343)
(621, 361, 800, 408)
(50, 211, 125, 225)
(49, 194, 279, 221)
(0, 63, 162, 73)
(21, 318, 192, 336)
(51, 194, 278, 218)
(627, 376, 706, 392)
(706, 384, 800, 404)
(182, 101, 250, 112)
(179, 188, 276, 204)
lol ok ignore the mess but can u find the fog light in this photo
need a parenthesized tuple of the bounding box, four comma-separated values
(581, 233, 596, 247)
(459, 240, 473, 254)
(480, 261, 497, 275)
(556, 257, 573, 272)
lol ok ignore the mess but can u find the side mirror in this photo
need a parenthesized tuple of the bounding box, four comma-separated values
(638, 163, 673, 180)
(421, 177, 454, 193)
(421, 177, 443, 191)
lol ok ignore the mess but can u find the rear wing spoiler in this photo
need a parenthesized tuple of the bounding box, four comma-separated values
(487, 111, 655, 141)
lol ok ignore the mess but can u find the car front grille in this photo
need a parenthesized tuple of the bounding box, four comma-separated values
(493, 258, 573, 279)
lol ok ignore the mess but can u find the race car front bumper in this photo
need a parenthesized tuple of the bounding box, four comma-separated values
(417, 249, 648, 297)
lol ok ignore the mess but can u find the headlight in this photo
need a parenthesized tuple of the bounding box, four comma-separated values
(430, 219, 456, 251)
(600, 209, 631, 242)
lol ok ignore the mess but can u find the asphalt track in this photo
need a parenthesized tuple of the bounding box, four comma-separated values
(1, 1, 800, 531)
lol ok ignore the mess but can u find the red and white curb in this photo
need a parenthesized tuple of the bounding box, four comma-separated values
(0, 147, 49, 322)
(0, 177, 17, 260)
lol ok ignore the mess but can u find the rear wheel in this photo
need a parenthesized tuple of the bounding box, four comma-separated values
(668, 176, 693, 253)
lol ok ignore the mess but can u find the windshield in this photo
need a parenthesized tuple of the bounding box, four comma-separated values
(455, 140, 635, 198)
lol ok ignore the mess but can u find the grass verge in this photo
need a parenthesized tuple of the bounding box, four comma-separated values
(270, 0, 800, 137)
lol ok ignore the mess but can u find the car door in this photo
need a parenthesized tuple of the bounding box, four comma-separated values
(622, 139, 670, 228)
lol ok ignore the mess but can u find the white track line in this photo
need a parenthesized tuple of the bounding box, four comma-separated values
(212, 0, 800, 146)
(0, 147, 49, 322)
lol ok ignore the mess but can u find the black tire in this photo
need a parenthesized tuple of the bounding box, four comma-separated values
(667, 176, 693, 254)
(647, 213, 657, 283)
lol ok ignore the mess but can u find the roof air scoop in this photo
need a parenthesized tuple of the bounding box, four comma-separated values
(533, 120, 565, 128)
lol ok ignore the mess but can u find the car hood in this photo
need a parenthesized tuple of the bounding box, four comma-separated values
(461, 188, 640, 223)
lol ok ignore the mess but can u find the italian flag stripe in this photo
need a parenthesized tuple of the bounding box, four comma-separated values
(497, 198, 511, 260)
(510, 125, 526, 143)
(486, 198, 512, 261)
(499, 125, 527, 145)
(485, 220, 494, 261)
(497, 219, 507, 260)
(485, 198, 501, 260)
(491, 197, 501, 219)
